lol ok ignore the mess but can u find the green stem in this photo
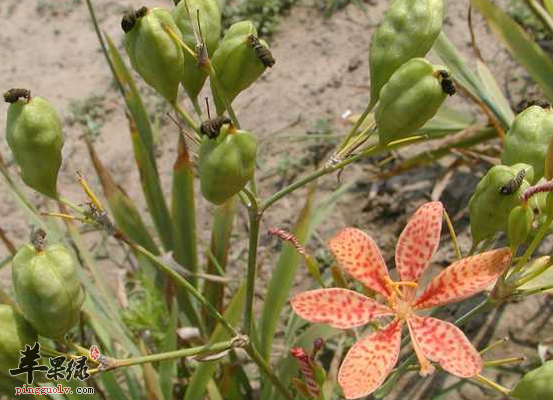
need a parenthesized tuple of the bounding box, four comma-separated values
(472, 375, 511, 395)
(515, 258, 553, 287)
(109, 340, 234, 370)
(244, 210, 261, 336)
(208, 65, 240, 127)
(172, 101, 201, 136)
(261, 145, 379, 212)
(246, 344, 294, 400)
(444, 210, 462, 260)
(512, 214, 553, 274)
(337, 100, 376, 152)
(515, 283, 553, 297)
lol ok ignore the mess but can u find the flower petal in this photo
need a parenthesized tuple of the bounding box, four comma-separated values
(395, 202, 444, 283)
(291, 288, 393, 329)
(338, 319, 403, 399)
(407, 315, 482, 377)
(414, 248, 512, 309)
(328, 228, 391, 297)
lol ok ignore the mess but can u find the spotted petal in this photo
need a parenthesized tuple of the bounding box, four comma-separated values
(338, 319, 403, 399)
(291, 288, 393, 329)
(328, 228, 391, 298)
(395, 202, 443, 284)
(414, 248, 511, 309)
(407, 315, 482, 377)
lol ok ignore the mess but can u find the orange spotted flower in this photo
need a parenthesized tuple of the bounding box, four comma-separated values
(291, 202, 511, 399)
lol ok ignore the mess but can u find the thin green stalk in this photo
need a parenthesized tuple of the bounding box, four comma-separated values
(515, 283, 553, 297)
(261, 145, 379, 212)
(244, 211, 261, 336)
(208, 65, 240, 127)
(515, 259, 553, 286)
(172, 101, 201, 136)
(444, 210, 462, 260)
(337, 101, 376, 152)
(472, 374, 511, 395)
(512, 214, 553, 274)
(483, 357, 524, 367)
(103, 340, 234, 371)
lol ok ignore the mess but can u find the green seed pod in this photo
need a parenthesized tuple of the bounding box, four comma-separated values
(199, 123, 257, 205)
(502, 105, 553, 183)
(123, 7, 184, 103)
(0, 305, 37, 380)
(469, 164, 532, 245)
(369, 0, 444, 107)
(507, 205, 533, 251)
(511, 360, 553, 400)
(12, 238, 85, 340)
(210, 21, 272, 115)
(173, 0, 221, 103)
(375, 58, 453, 146)
(5, 90, 63, 198)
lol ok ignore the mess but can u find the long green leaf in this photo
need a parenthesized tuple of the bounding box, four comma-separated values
(471, 0, 553, 101)
(184, 283, 246, 400)
(203, 197, 238, 332)
(106, 36, 174, 251)
(259, 185, 316, 360)
(432, 33, 512, 129)
(171, 135, 199, 282)
(160, 301, 179, 400)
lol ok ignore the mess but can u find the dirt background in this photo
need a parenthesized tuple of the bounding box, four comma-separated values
(1, 0, 552, 399)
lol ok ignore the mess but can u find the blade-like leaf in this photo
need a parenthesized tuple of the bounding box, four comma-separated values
(432, 32, 512, 129)
(476, 60, 515, 125)
(259, 184, 316, 360)
(203, 197, 238, 332)
(160, 301, 179, 400)
(105, 35, 174, 251)
(471, 0, 553, 102)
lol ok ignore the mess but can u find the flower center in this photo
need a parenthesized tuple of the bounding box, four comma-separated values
(385, 279, 418, 319)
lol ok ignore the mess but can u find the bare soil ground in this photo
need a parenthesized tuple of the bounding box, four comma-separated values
(1, 0, 552, 399)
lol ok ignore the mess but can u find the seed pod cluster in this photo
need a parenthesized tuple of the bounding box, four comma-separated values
(502, 105, 553, 183)
(210, 21, 271, 115)
(468, 163, 533, 245)
(12, 241, 85, 339)
(375, 58, 450, 145)
(172, 0, 222, 102)
(5, 91, 64, 198)
(199, 123, 258, 204)
(123, 7, 184, 103)
(0, 305, 37, 381)
(369, 0, 444, 106)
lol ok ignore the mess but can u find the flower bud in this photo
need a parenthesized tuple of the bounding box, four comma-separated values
(375, 58, 453, 146)
(123, 7, 184, 103)
(172, 0, 221, 102)
(507, 205, 533, 251)
(502, 105, 553, 183)
(469, 164, 532, 244)
(12, 240, 85, 339)
(369, 0, 443, 106)
(0, 305, 37, 380)
(199, 123, 257, 204)
(5, 90, 63, 198)
(210, 21, 272, 115)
